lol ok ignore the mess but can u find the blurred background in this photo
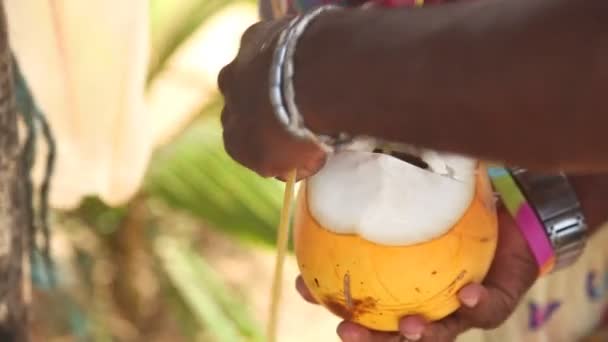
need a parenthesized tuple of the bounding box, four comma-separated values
(5, 0, 341, 341)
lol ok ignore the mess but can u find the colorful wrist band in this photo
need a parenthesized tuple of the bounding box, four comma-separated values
(488, 166, 556, 276)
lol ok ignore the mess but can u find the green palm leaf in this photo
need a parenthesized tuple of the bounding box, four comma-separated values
(145, 100, 285, 246)
(156, 235, 265, 342)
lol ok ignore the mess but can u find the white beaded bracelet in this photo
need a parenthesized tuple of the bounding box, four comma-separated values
(268, 4, 351, 153)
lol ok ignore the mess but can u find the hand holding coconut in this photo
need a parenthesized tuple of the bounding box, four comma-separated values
(296, 204, 538, 341)
(220, 3, 531, 339)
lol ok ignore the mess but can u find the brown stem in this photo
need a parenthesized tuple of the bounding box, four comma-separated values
(109, 194, 158, 334)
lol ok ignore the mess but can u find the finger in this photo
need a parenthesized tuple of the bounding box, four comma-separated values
(457, 283, 485, 309)
(337, 321, 402, 342)
(222, 124, 279, 178)
(300, 150, 327, 177)
(398, 316, 426, 341)
(275, 155, 327, 182)
(217, 63, 233, 95)
(399, 314, 464, 342)
(274, 146, 327, 181)
(454, 208, 537, 329)
(337, 321, 372, 342)
(237, 19, 291, 61)
(220, 106, 235, 128)
(455, 282, 514, 329)
(275, 168, 314, 182)
(421, 315, 465, 342)
(222, 126, 255, 172)
(295, 275, 318, 304)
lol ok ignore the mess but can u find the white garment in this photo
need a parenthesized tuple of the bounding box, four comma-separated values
(5, 0, 151, 209)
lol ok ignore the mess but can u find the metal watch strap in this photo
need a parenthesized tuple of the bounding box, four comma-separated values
(509, 167, 588, 271)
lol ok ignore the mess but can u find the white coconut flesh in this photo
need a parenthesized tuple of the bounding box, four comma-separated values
(306, 144, 477, 246)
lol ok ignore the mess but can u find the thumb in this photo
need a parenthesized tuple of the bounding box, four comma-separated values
(456, 283, 518, 329)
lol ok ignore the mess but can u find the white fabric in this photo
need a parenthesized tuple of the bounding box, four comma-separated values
(6, 0, 151, 209)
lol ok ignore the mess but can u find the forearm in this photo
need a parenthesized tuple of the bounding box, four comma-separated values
(296, 0, 608, 172)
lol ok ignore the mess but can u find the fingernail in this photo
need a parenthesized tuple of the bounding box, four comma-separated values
(459, 284, 482, 308)
(461, 294, 479, 308)
(403, 333, 421, 341)
(336, 325, 348, 341)
(399, 316, 425, 340)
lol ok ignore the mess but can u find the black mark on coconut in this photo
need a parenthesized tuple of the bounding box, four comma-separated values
(314, 278, 320, 287)
(415, 287, 421, 293)
(446, 270, 467, 293)
(431, 271, 437, 276)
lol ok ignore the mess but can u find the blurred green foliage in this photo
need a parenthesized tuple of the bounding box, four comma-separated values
(146, 108, 284, 247)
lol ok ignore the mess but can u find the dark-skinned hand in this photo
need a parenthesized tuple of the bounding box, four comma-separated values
(218, 19, 327, 180)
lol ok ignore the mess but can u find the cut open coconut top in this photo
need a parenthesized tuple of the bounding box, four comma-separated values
(306, 142, 477, 246)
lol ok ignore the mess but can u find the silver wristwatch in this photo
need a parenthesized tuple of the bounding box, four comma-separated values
(509, 167, 588, 271)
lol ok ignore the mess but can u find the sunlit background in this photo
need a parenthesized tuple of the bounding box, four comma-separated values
(6, 0, 342, 341)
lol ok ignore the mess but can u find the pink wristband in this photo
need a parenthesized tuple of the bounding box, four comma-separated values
(488, 167, 555, 276)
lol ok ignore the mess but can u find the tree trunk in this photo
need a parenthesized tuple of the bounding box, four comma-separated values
(0, 0, 29, 340)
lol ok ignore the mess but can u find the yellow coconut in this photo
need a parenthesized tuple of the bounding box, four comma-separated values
(293, 146, 498, 332)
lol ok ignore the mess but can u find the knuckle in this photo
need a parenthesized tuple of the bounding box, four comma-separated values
(222, 128, 251, 170)
(254, 154, 279, 178)
(422, 316, 466, 342)
(220, 107, 232, 128)
(222, 129, 277, 178)
(240, 22, 262, 45)
(222, 129, 239, 160)
(217, 64, 233, 94)
(255, 166, 275, 178)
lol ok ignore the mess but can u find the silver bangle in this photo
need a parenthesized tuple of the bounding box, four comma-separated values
(269, 4, 351, 153)
(509, 168, 588, 272)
